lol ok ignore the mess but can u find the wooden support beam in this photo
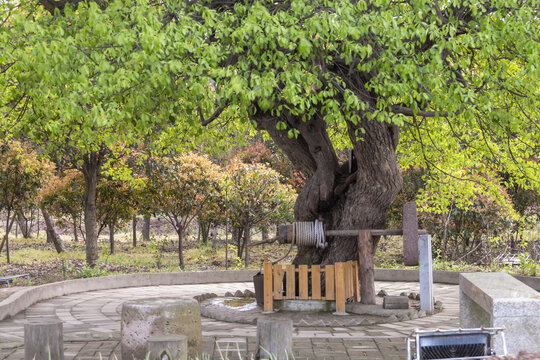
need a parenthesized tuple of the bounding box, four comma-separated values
(358, 230, 376, 304)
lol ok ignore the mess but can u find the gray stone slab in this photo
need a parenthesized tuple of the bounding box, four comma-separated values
(459, 272, 540, 355)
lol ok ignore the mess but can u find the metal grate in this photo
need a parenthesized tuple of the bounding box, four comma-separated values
(407, 327, 506, 360)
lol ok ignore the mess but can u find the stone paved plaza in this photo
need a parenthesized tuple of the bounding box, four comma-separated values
(0, 281, 460, 359)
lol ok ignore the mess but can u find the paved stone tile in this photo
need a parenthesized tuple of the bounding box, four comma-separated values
(0, 281, 460, 359)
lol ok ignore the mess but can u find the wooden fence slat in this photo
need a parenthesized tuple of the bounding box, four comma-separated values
(299, 265, 308, 299)
(344, 261, 351, 298)
(353, 261, 360, 302)
(286, 264, 296, 299)
(273, 265, 283, 300)
(335, 262, 345, 313)
(325, 265, 335, 300)
(264, 263, 273, 312)
(348, 261, 354, 298)
(311, 265, 321, 300)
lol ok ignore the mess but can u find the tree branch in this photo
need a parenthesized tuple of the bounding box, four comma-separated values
(391, 105, 449, 118)
(198, 101, 229, 126)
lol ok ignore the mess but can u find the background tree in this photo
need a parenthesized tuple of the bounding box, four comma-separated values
(0, 141, 55, 261)
(39, 170, 85, 243)
(223, 158, 296, 266)
(147, 152, 222, 268)
(96, 177, 139, 254)
(0, 0, 180, 266)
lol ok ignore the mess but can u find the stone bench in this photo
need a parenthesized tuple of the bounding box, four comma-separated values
(460, 272, 540, 355)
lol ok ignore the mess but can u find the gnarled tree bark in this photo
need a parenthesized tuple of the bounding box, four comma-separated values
(254, 110, 402, 304)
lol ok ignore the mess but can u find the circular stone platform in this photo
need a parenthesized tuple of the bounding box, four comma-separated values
(199, 295, 441, 327)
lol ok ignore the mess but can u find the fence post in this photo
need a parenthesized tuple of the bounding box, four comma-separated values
(419, 234, 434, 312)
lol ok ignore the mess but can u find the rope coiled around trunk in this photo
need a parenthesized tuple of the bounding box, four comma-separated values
(293, 220, 327, 249)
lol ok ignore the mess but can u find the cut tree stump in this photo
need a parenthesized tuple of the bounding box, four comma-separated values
(24, 320, 64, 360)
(256, 318, 293, 360)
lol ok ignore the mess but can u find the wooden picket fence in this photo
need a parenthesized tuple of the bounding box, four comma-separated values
(263, 261, 360, 313)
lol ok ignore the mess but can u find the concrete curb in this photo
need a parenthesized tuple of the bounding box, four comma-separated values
(0, 270, 259, 321)
(374, 268, 540, 290)
(0, 269, 537, 321)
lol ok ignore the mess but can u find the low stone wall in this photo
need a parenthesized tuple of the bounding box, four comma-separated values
(0, 270, 258, 321)
(0, 269, 537, 321)
(374, 269, 540, 290)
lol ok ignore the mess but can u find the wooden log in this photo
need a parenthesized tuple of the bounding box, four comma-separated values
(285, 264, 295, 299)
(334, 262, 346, 314)
(325, 265, 335, 300)
(383, 296, 409, 309)
(24, 320, 64, 360)
(299, 265, 308, 299)
(256, 319, 293, 360)
(352, 261, 360, 302)
(403, 201, 419, 266)
(263, 263, 273, 312)
(311, 265, 321, 300)
(358, 230, 376, 304)
(147, 334, 187, 360)
(325, 229, 427, 237)
(273, 265, 283, 300)
(277, 224, 427, 241)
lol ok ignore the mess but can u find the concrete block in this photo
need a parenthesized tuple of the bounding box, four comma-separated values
(383, 296, 409, 309)
(460, 272, 540, 355)
(273, 299, 335, 312)
(121, 298, 201, 360)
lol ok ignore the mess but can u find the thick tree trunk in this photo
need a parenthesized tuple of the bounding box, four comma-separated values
(142, 215, 150, 241)
(254, 111, 402, 304)
(82, 152, 101, 267)
(0, 210, 16, 263)
(109, 220, 115, 254)
(198, 220, 210, 245)
(17, 212, 31, 238)
(261, 227, 268, 249)
(244, 225, 250, 267)
(177, 227, 185, 269)
(132, 215, 137, 247)
(41, 208, 65, 253)
(211, 226, 217, 251)
(72, 216, 79, 242)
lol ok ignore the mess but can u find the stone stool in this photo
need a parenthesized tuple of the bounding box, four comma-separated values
(121, 298, 201, 360)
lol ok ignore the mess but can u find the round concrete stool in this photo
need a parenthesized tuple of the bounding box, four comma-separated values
(121, 298, 201, 360)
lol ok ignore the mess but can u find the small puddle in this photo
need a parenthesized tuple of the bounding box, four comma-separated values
(210, 297, 258, 312)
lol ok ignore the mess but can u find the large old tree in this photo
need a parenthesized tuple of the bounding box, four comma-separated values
(2, 0, 538, 299)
